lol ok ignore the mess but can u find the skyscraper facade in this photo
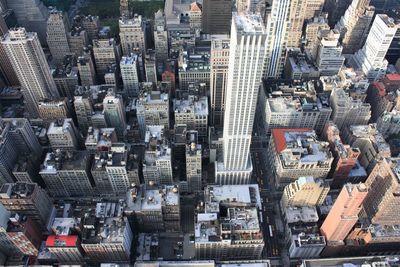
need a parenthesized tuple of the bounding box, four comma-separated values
(6, 0, 49, 45)
(1, 28, 59, 117)
(335, 0, 374, 54)
(47, 9, 71, 65)
(320, 183, 367, 242)
(353, 14, 398, 81)
(210, 35, 230, 129)
(216, 13, 267, 184)
(202, 0, 232, 34)
(263, 0, 291, 78)
(103, 92, 127, 138)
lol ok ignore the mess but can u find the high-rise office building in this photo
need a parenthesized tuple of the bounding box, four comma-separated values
(120, 54, 139, 97)
(0, 118, 42, 158)
(281, 177, 329, 208)
(52, 56, 79, 98)
(103, 92, 127, 138)
(0, 182, 55, 231)
(195, 184, 264, 260)
(0, 124, 19, 184)
(78, 48, 97, 86)
(313, 29, 345, 76)
(186, 131, 202, 192)
(47, 9, 71, 65)
(305, 15, 330, 51)
(287, 0, 308, 48)
(0, 16, 19, 87)
(38, 98, 71, 126)
(324, 121, 361, 187)
(126, 185, 181, 232)
(136, 90, 170, 137)
(263, 0, 290, 78)
(81, 15, 100, 42)
(67, 27, 89, 57)
(74, 94, 94, 135)
(0, 119, 42, 184)
(154, 10, 169, 64)
(189, 2, 203, 31)
(6, 0, 49, 45)
(330, 87, 371, 130)
(324, 0, 352, 27)
(92, 38, 120, 80)
(40, 150, 94, 197)
(46, 235, 85, 264)
(363, 158, 400, 225)
(202, 0, 232, 34)
(320, 183, 367, 242)
(259, 81, 332, 136)
(215, 13, 267, 185)
(210, 35, 229, 129)
(92, 143, 140, 194)
(143, 126, 173, 185)
(342, 124, 391, 171)
(1, 28, 59, 117)
(174, 95, 209, 137)
(353, 14, 398, 81)
(268, 129, 333, 187)
(47, 119, 82, 151)
(119, 15, 147, 55)
(82, 215, 133, 263)
(335, 0, 374, 54)
(305, 0, 325, 19)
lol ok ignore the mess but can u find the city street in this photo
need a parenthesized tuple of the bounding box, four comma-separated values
(251, 116, 289, 266)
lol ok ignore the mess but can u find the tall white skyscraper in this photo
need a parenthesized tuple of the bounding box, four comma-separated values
(216, 13, 267, 184)
(263, 0, 291, 78)
(1, 28, 59, 117)
(353, 14, 398, 81)
(120, 54, 139, 97)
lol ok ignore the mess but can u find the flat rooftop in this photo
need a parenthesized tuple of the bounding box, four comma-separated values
(204, 184, 261, 213)
(285, 206, 319, 224)
(234, 13, 265, 34)
(272, 129, 332, 166)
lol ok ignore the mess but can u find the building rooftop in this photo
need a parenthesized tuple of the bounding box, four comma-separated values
(195, 184, 263, 245)
(40, 150, 90, 173)
(138, 90, 169, 104)
(292, 233, 326, 247)
(46, 235, 79, 247)
(272, 128, 332, 167)
(174, 96, 208, 116)
(234, 13, 265, 34)
(195, 207, 263, 244)
(47, 119, 74, 135)
(348, 161, 368, 178)
(204, 184, 262, 213)
(51, 217, 78, 236)
(0, 182, 37, 199)
(82, 217, 129, 244)
(121, 54, 138, 65)
(348, 124, 391, 154)
(126, 185, 179, 213)
(285, 206, 319, 224)
(179, 47, 210, 72)
(85, 127, 117, 150)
